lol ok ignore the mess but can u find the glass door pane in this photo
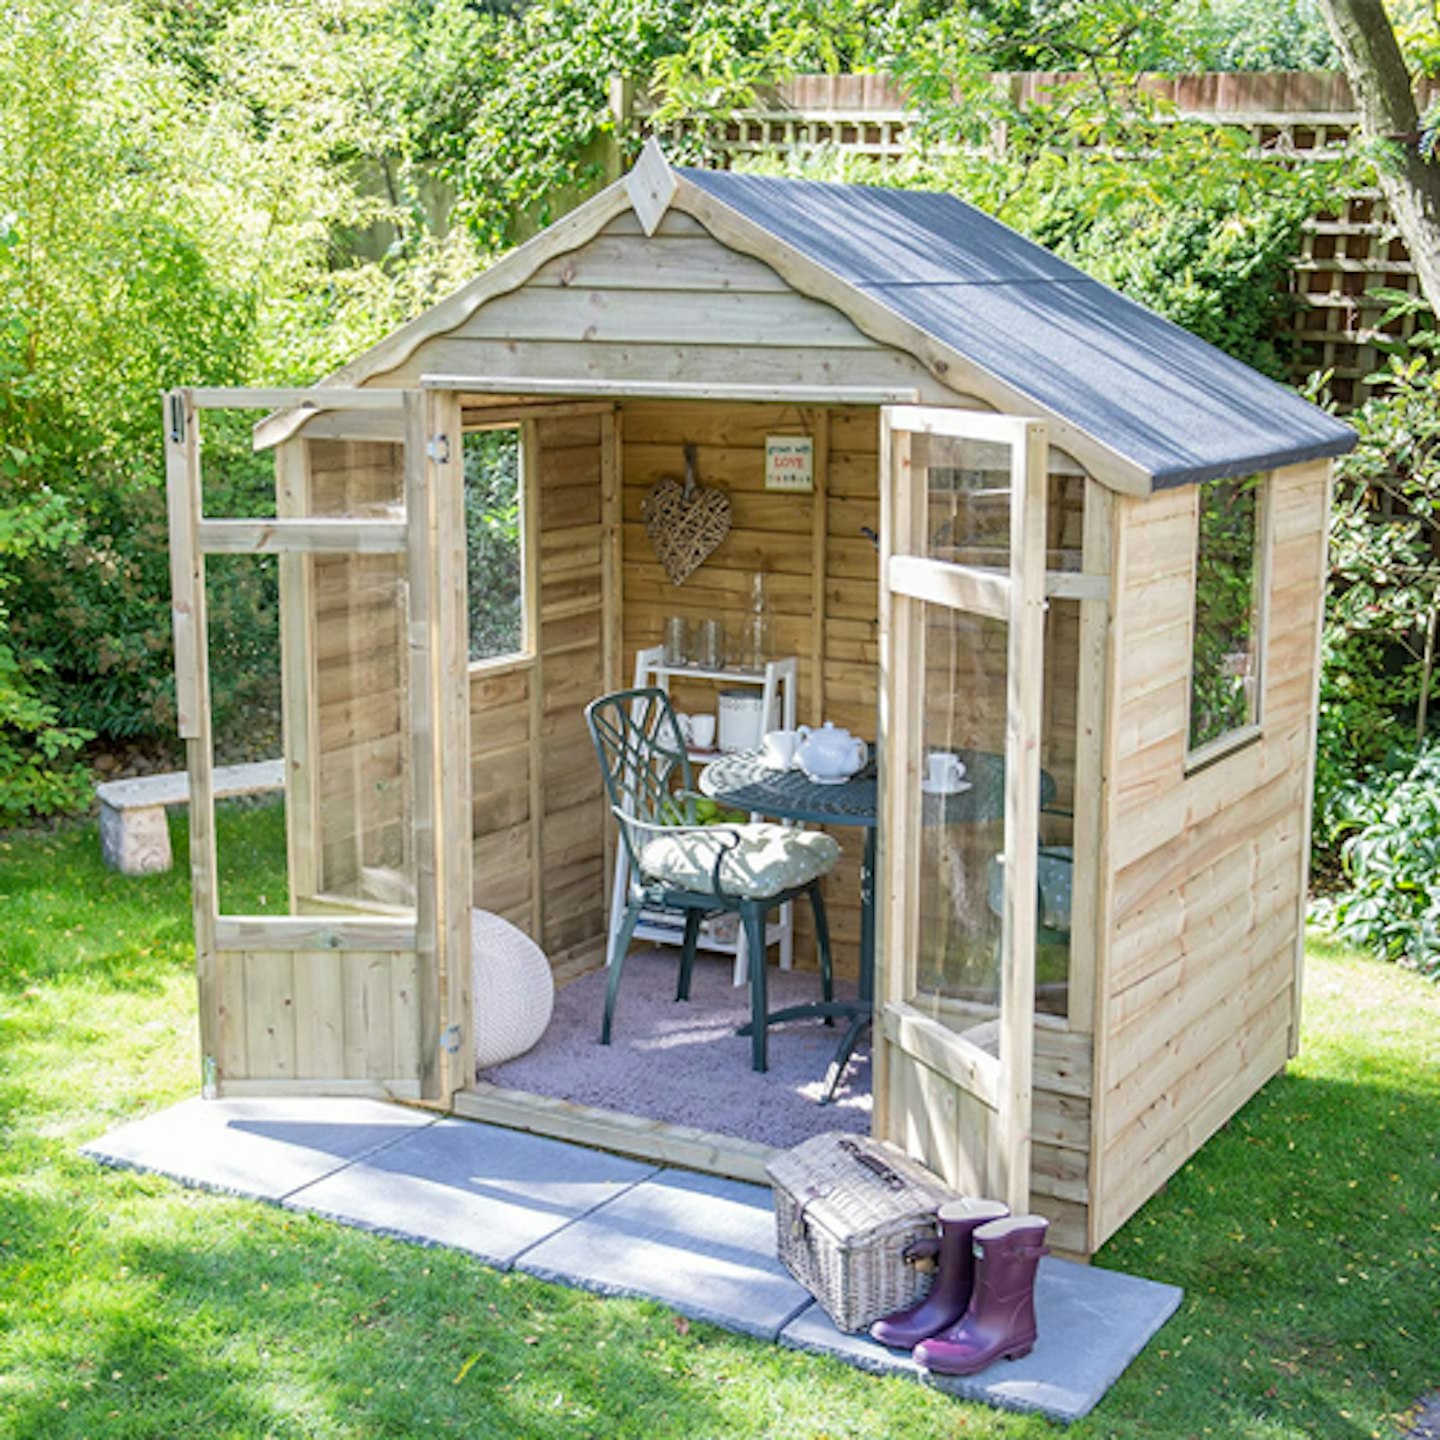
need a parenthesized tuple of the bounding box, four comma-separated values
(914, 603, 1008, 1049)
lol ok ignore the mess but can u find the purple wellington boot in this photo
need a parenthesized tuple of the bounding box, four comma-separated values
(869, 1198, 1010, 1349)
(913, 1214, 1050, 1376)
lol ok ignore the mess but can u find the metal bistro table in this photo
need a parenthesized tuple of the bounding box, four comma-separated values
(699, 747, 1037, 1101)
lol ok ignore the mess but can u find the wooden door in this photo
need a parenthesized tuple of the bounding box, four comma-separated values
(876, 406, 1047, 1214)
(165, 387, 471, 1102)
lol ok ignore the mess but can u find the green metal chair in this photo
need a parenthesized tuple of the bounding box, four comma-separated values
(586, 686, 839, 1072)
(987, 845, 1075, 948)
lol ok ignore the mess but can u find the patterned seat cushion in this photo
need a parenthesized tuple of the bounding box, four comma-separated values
(639, 823, 840, 901)
(987, 846, 1074, 933)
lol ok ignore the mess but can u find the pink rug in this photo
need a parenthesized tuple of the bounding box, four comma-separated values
(480, 949, 872, 1151)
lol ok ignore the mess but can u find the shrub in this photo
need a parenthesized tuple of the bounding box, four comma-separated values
(1317, 744, 1440, 979)
(1307, 353, 1440, 883)
(0, 492, 92, 824)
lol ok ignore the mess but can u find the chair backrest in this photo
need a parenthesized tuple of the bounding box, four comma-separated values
(585, 687, 694, 875)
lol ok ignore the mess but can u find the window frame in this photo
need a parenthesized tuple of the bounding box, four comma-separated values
(1183, 472, 1272, 773)
(462, 419, 536, 675)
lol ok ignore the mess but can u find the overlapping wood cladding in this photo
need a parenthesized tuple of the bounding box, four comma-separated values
(305, 440, 410, 904)
(361, 211, 958, 399)
(467, 411, 612, 970)
(619, 400, 1086, 988)
(884, 1019, 1093, 1255)
(1091, 459, 1328, 1248)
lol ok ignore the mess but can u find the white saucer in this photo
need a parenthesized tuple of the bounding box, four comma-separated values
(804, 773, 857, 785)
(921, 778, 972, 796)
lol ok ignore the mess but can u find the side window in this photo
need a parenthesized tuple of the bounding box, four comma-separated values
(1189, 474, 1266, 758)
(463, 427, 526, 665)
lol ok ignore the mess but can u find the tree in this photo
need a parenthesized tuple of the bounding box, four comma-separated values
(1317, 0, 1440, 316)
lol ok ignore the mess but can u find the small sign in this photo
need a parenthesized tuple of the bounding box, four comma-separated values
(765, 435, 814, 493)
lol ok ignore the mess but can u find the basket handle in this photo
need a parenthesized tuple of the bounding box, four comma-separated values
(838, 1137, 905, 1191)
(902, 1235, 941, 1269)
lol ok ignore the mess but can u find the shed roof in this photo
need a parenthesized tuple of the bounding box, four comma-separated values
(677, 167, 1355, 489)
(259, 145, 1354, 490)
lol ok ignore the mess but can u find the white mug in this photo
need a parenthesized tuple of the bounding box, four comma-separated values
(926, 750, 966, 792)
(763, 728, 800, 768)
(689, 713, 717, 750)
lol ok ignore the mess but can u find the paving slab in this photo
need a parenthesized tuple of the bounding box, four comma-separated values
(79, 1096, 436, 1203)
(779, 1255, 1184, 1423)
(81, 1100, 1182, 1421)
(517, 1167, 812, 1340)
(288, 1118, 659, 1268)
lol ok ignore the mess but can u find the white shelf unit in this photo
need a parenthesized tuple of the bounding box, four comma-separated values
(607, 647, 799, 984)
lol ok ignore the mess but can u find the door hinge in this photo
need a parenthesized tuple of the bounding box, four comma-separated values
(169, 393, 187, 444)
(426, 434, 451, 465)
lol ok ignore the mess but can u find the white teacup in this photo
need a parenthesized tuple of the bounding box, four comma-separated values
(926, 750, 966, 792)
(689, 713, 717, 750)
(763, 728, 800, 769)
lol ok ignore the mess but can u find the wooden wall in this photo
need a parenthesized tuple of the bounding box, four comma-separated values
(617, 400, 1084, 982)
(364, 211, 958, 400)
(1090, 458, 1328, 1249)
(468, 409, 615, 974)
(305, 439, 411, 905)
(618, 401, 882, 977)
(883, 1024, 1094, 1255)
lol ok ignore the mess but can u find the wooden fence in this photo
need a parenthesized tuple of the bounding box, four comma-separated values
(627, 71, 1440, 408)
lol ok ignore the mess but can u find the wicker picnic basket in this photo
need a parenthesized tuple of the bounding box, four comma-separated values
(766, 1132, 959, 1333)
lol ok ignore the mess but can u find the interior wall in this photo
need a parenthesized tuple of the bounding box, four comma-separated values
(620, 400, 876, 976)
(467, 409, 613, 975)
(304, 439, 411, 906)
(1092, 458, 1328, 1249)
(618, 400, 1086, 984)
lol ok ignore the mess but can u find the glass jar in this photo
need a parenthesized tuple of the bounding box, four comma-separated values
(696, 617, 726, 670)
(664, 615, 689, 667)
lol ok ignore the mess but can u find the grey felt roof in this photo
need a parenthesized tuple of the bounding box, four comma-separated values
(680, 168, 1356, 488)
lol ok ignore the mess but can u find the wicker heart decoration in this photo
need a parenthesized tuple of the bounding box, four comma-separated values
(643, 445, 732, 586)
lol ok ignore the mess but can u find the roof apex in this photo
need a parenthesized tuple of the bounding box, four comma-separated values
(624, 137, 678, 235)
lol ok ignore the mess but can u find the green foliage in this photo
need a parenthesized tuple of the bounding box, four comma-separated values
(463, 428, 524, 662)
(0, 0, 484, 816)
(1189, 476, 1262, 749)
(0, 492, 92, 823)
(1313, 631, 1414, 874)
(1309, 353, 1440, 909)
(1177, 0, 1336, 71)
(1318, 744, 1440, 978)
(448, 0, 693, 246)
(651, 0, 950, 136)
(0, 0, 249, 751)
(1325, 352, 1440, 734)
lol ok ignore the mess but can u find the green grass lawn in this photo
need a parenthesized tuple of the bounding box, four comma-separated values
(2, 806, 1437, 1439)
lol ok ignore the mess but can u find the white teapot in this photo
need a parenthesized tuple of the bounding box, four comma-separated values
(795, 722, 868, 785)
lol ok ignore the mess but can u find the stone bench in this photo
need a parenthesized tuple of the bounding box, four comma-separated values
(97, 759, 285, 876)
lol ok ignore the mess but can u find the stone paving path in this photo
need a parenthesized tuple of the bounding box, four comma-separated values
(1408, 1394, 1440, 1440)
(81, 1097, 1184, 1423)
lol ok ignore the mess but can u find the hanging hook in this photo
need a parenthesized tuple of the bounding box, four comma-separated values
(682, 442, 698, 502)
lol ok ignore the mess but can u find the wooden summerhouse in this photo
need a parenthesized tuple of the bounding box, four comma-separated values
(165, 141, 1354, 1257)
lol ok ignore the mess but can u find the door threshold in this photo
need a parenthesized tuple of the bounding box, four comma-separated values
(454, 1080, 776, 1184)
